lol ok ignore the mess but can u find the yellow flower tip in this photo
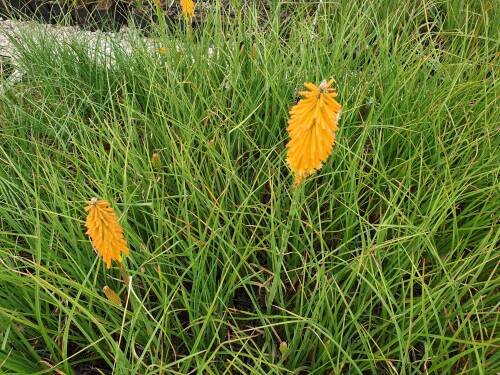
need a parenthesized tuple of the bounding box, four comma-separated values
(180, 0, 195, 19)
(292, 169, 317, 188)
(250, 43, 257, 59)
(158, 47, 167, 55)
(151, 152, 161, 170)
(103, 286, 122, 306)
(286, 79, 342, 187)
(85, 199, 130, 269)
(279, 341, 288, 356)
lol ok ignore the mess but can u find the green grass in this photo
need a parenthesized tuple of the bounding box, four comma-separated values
(0, 1, 499, 373)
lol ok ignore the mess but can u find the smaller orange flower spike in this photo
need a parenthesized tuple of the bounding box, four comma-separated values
(180, 0, 195, 19)
(151, 152, 161, 170)
(103, 286, 122, 306)
(286, 79, 342, 186)
(85, 198, 129, 269)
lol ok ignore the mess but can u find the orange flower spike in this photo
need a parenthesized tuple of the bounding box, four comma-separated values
(85, 198, 129, 269)
(103, 286, 122, 306)
(180, 0, 195, 19)
(286, 79, 342, 186)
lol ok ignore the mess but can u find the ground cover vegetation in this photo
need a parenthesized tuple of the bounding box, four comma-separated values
(0, 0, 498, 373)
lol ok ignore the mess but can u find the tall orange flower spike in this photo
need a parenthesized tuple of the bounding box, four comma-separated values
(286, 79, 342, 187)
(85, 198, 129, 269)
(180, 0, 195, 19)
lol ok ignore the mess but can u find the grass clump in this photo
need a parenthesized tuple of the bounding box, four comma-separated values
(0, 1, 499, 374)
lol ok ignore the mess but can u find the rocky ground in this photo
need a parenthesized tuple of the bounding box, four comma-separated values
(0, 17, 158, 93)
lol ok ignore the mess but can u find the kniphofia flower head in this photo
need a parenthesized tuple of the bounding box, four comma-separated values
(180, 0, 195, 19)
(85, 198, 129, 269)
(103, 286, 122, 306)
(286, 79, 342, 186)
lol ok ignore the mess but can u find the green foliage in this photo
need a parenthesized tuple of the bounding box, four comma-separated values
(0, 1, 498, 373)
